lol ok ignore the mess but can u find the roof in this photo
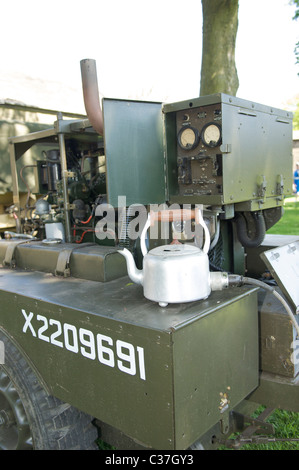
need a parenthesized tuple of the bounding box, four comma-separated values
(0, 69, 86, 115)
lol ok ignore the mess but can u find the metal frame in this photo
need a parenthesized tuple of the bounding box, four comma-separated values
(8, 115, 103, 242)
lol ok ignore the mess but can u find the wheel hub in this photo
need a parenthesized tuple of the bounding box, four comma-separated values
(0, 368, 33, 450)
(0, 408, 15, 427)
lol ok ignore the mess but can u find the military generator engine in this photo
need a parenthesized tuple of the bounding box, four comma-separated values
(0, 59, 298, 451)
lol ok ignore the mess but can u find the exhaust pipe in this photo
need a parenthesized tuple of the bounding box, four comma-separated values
(80, 58, 104, 135)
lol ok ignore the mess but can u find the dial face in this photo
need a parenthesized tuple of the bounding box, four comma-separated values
(202, 123, 221, 148)
(178, 127, 199, 150)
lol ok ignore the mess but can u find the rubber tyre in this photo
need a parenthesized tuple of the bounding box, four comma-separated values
(0, 331, 98, 450)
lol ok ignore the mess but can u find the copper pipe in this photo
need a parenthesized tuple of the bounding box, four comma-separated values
(80, 58, 103, 135)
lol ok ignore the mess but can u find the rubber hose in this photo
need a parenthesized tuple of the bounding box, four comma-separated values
(235, 212, 266, 248)
(228, 275, 299, 338)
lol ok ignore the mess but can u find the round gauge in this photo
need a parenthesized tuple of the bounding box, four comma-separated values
(178, 126, 200, 150)
(201, 123, 222, 148)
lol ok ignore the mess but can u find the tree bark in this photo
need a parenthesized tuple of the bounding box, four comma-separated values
(200, 0, 239, 96)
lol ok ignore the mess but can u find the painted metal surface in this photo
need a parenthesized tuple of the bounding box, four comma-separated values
(102, 99, 165, 207)
(0, 240, 127, 281)
(0, 268, 258, 449)
(163, 93, 293, 207)
(261, 239, 299, 313)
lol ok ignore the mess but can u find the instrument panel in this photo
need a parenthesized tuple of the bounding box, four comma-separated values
(176, 104, 223, 197)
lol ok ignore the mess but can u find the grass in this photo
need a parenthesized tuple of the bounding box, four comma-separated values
(267, 197, 299, 235)
(238, 408, 299, 451)
(218, 407, 299, 451)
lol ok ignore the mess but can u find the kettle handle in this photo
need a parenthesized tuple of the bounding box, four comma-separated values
(196, 208, 210, 254)
(140, 207, 210, 256)
(140, 215, 151, 256)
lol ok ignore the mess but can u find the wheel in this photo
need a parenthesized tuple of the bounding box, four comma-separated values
(0, 331, 98, 450)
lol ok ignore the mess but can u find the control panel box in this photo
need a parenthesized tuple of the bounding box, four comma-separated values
(163, 94, 293, 209)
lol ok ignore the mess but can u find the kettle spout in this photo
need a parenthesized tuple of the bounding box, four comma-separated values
(118, 248, 144, 286)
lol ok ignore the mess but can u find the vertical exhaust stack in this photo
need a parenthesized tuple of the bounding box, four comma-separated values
(80, 58, 104, 135)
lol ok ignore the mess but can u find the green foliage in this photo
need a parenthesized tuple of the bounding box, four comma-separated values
(291, 0, 299, 19)
(291, 0, 299, 72)
(294, 38, 299, 73)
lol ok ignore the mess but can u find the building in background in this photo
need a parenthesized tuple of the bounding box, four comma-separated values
(0, 72, 85, 231)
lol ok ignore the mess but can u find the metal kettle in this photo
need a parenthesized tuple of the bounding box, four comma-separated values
(118, 208, 212, 307)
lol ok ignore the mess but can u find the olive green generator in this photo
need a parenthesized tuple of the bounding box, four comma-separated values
(0, 59, 298, 450)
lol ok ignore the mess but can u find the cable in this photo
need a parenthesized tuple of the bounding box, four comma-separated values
(228, 275, 299, 338)
(235, 211, 266, 248)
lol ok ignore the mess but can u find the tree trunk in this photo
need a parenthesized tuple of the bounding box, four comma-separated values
(200, 0, 239, 96)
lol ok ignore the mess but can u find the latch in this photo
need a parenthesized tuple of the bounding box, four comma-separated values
(276, 174, 284, 195)
(256, 175, 267, 199)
